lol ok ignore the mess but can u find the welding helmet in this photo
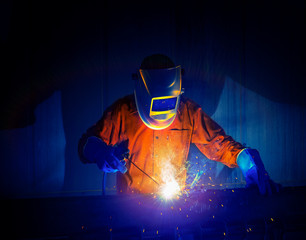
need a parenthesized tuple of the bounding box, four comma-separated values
(134, 54, 183, 130)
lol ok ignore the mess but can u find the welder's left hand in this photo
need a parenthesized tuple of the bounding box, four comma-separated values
(237, 148, 281, 195)
(83, 136, 129, 173)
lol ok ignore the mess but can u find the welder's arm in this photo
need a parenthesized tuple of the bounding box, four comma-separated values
(82, 136, 128, 174)
(237, 148, 280, 195)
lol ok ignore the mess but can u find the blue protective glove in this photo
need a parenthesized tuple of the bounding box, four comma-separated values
(83, 136, 128, 173)
(237, 148, 280, 195)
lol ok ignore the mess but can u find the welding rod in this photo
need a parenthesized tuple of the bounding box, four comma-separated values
(127, 159, 160, 186)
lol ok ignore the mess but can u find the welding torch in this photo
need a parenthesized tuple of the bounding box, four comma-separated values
(121, 152, 187, 200)
(126, 158, 160, 186)
(117, 148, 160, 185)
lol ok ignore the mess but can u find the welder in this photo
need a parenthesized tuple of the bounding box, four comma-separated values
(78, 54, 280, 196)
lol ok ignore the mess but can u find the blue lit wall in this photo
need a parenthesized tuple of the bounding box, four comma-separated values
(0, 0, 305, 197)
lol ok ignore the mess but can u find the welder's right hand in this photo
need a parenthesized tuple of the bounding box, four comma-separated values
(83, 136, 128, 174)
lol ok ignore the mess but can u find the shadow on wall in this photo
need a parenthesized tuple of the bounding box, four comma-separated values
(0, 91, 66, 197)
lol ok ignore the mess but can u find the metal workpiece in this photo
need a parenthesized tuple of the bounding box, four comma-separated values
(2, 186, 306, 239)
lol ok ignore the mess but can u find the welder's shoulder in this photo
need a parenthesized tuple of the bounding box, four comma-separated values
(180, 96, 204, 113)
(106, 94, 136, 116)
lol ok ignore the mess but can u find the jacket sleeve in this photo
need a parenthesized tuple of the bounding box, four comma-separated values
(190, 103, 244, 168)
(78, 103, 123, 164)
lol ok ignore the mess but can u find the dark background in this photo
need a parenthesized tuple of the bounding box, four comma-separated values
(0, 0, 305, 198)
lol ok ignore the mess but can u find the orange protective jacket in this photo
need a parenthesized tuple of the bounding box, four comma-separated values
(78, 94, 244, 194)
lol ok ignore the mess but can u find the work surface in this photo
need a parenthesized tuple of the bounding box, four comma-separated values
(2, 186, 306, 239)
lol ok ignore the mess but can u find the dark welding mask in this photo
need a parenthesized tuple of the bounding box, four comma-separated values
(134, 65, 182, 130)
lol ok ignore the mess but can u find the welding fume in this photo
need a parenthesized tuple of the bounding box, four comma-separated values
(78, 54, 280, 200)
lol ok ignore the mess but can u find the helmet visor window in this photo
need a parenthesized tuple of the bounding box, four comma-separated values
(151, 97, 177, 112)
